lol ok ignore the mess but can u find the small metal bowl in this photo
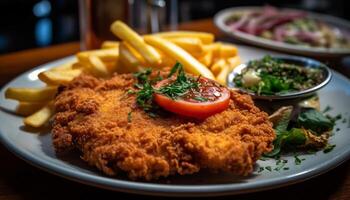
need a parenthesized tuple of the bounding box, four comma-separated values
(227, 56, 332, 100)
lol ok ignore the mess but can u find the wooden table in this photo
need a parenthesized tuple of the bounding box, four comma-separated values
(0, 19, 350, 200)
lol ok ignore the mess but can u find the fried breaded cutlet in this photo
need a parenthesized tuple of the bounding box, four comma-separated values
(52, 74, 275, 180)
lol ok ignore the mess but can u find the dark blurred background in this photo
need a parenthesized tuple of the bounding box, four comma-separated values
(0, 0, 349, 55)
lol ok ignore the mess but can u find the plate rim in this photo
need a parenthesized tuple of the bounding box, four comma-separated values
(1, 56, 350, 196)
(214, 6, 350, 56)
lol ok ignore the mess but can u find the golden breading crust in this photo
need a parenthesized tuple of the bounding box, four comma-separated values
(52, 74, 275, 180)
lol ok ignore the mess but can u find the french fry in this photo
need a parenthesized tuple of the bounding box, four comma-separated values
(216, 56, 241, 85)
(87, 55, 110, 77)
(197, 50, 213, 66)
(16, 102, 47, 116)
(101, 41, 119, 49)
(110, 21, 161, 65)
(167, 37, 203, 54)
(5, 86, 57, 102)
(50, 60, 76, 71)
(123, 42, 147, 65)
(72, 62, 86, 69)
(152, 47, 176, 68)
(38, 69, 82, 85)
(77, 48, 119, 63)
(117, 42, 143, 73)
(211, 59, 226, 76)
(23, 103, 54, 128)
(150, 31, 214, 44)
(77, 59, 118, 74)
(144, 36, 215, 79)
(220, 44, 238, 58)
(203, 43, 222, 60)
(216, 66, 229, 85)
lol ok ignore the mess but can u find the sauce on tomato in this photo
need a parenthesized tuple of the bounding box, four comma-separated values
(180, 77, 226, 103)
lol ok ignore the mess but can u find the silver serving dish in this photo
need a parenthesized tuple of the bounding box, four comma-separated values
(227, 56, 332, 100)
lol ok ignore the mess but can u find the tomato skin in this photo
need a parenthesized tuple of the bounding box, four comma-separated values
(154, 78, 231, 119)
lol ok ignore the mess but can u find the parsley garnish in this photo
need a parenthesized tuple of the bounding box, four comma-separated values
(136, 81, 154, 111)
(135, 62, 201, 112)
(127, 111, 132, 122)
(265, 166, 272, 171)
(323, 144, 336, 153)
(157, 64, 199, 99)
(294, 155, 305, 165)
(127, 89, 136, 94)
(134, 69, 152, 84)
(322, 105, 333, 113)
(193, 96, 208, 102)
(167, 62, 182, 78)
(274, 159, 288, 171)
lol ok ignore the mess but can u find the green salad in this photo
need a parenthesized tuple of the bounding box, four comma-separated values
(266, 105, 335, 157)
(233, 56, 324, 95)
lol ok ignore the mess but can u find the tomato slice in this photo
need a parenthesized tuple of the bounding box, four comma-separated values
(154, 77, 230, 119)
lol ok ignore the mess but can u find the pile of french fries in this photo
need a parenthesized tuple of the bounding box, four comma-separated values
(5, 20, 240, 128)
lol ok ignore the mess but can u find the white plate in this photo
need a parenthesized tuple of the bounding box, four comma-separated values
(214, 6, 350, 57)
(0, 45, 350, 196)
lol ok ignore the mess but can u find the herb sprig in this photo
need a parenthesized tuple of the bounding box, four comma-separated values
(157, 63, 199, 99)
(134, 62, 202, 112)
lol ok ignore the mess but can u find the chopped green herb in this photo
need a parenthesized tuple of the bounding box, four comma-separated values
(258, 167, 264, 173)
(167, 62, 182, 78)
(335, 114, 342, 120)
(276, 159, 282, 165)
(326, 114, 342, 124)
(127, 89, 136, 94)
(283, 167, 289, 170)
(127, 111, 132, 123)
(274, 159, 287, 171)
(152, 71, 163, 84)
(342, 118, 347, 123)
(157, 63, 199, 99)
(134, 68, 152, 84)
(322, 105, 333, 113)
(294, 155, 303, 165)
(265, 166, 272, 171)
(136, 82, 155, 111)
(323, 144, 336, 153)
(134, 83, 144, 89)
(306, 149, 317, 155)
(193, 96, 208, 102)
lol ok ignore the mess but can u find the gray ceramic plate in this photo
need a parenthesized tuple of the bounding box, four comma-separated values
(0, 45, 350, 196)
(214, 6, 350, 57)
